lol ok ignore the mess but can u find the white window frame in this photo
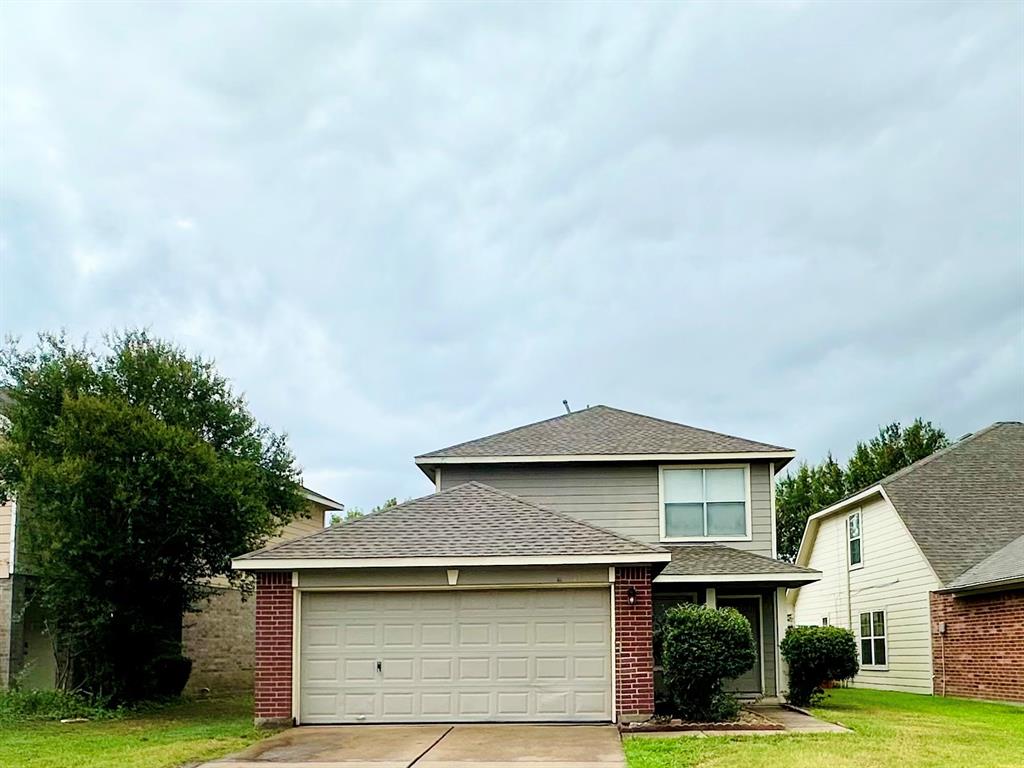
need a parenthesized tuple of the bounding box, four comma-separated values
(658, 464, 752, 543)
(858, 609, 888, 670)
(848, 509, 863, 570)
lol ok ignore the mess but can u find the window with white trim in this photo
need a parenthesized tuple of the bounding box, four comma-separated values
(662, 467, 748, 539)
(848, 510, 863, 567)
(822, 617, 829, 627)
(859, 610, 887, 667)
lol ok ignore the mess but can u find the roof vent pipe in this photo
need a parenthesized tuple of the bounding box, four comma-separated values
(562, 399, 571, 414)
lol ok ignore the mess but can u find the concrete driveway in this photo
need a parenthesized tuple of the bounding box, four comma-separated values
(199, 723, 625, 768)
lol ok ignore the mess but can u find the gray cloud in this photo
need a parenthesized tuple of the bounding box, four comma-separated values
(2, 1, 1021, 510)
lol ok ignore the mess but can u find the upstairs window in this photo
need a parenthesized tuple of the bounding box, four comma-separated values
(661, 466, 749, 540)
(859, 610, 887, 667)
(848, 511, 863, 567)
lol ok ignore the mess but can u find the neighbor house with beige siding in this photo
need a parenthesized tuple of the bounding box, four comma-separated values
(0, 488, 342, 693)
(791, 422, 1024, 702)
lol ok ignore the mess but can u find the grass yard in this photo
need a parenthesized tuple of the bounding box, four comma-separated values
(624, 688, 1024, 768)
(0, 695, 274, 768)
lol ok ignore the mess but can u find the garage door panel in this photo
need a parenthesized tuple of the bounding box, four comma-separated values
(576, 690, 609, 715)
(574, 621, 607, 644)
(497, 622, 528, 645)
(344, 624, 376, 646)
(458, 623, 491, 645)
(421, 692, 453, 716)
(497, 657, 528, 680)
(574, 656, 606, 679)
(421, 658, 453, 680)
(300, 588, 611, 723)
(535, 622, 567, 644)
(421, 623, 453, 645)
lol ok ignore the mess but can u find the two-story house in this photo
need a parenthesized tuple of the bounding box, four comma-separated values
(233, 405, 821, 726)
(791, 422, 1023, 703)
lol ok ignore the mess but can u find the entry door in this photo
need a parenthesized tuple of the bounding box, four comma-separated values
(718, 597, 762, 694)
(299, 588, 612, 723)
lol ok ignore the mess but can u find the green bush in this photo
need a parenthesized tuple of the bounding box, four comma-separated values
(780, 625, 860, 706)
(657, 603, 757, 722)
(0, 689, 123, 724)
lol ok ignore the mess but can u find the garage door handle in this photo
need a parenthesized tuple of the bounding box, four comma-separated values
(376, 660, 382, 673)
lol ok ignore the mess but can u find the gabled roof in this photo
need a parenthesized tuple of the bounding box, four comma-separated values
(233, 481, 669, 569)
(657, 544, 820, 585)
(416, 406, 794, 470)
(301, 486, 344, 511)
(797, 422, 1024, 587)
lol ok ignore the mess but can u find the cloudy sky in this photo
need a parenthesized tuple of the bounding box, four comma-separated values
(1, 1, 1021, 512)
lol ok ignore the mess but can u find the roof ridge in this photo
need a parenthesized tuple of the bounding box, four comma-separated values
(598, 405, 790, 452)
(416, 404, 791, 459)
(467, 480, 667, 554)
(415, 407, 600, 459)
(878, 421, 1016, 491)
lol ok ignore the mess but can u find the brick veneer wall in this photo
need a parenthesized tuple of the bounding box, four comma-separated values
(254, 572, 294, 725)
(182, 587, 256, 694)
(930, 589, 1024, 703)
(615, 566, 654, 721)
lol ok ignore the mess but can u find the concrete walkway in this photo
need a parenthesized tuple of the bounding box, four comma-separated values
(198, 723, 626, 768)
(623, 705, 850, 739)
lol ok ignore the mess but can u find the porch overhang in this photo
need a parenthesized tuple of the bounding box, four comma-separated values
(654, 571, 821, 587)
(656, 543, 822, 588)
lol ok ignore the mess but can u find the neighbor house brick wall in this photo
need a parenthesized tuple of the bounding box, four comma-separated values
(615, 566, 654, 721)
(183, 587, 256, 694)
(254, 571, 294, 725)
(930, 589, 1024, 703)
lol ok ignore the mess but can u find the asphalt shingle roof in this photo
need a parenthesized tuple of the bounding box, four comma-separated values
(417, 405, 791, 460)
(877, 422, 1024, 586)
(662, 544, 820, 580)
(238, 481, 667, 562)
(944, 534, 1024, 591)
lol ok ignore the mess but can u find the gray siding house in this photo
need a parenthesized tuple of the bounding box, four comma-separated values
(235, 405, 820, 725)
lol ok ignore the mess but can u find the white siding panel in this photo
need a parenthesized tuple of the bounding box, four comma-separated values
(0, 501, 12, 578)
(792, 495, 942, 695)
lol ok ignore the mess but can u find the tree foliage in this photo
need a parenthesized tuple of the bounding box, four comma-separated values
(0, 331, 306, 702)
(656, 604, 757, 722)
(330, 496, 397, 525)
(775, 419, 948, 562)
(780, 625, 859, 706)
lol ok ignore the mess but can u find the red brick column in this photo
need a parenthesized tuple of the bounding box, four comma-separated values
(254, 571, 294, 726)
(615, 566, 654, 722)
(930, 589, 1024, 703)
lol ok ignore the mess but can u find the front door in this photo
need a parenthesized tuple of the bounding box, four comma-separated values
(717, 597, 762, 695)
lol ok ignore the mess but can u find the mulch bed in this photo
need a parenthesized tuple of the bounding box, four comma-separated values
(619, 708, 785, 733)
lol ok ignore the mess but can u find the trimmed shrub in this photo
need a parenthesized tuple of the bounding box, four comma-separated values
(147, 654, 193, 698)
(657, 603, 757, 722)
(780, 625, 860, 706)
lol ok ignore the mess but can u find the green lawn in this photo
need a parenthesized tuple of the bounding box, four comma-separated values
(624, 688, 1024, 768)
(0, 695, 275, 768)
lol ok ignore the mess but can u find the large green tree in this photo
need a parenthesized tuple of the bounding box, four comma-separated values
(0, 331, 307, 701)
(776, 419, 948, 562)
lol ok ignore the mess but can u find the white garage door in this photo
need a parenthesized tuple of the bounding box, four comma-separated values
(299, 588, 612, 723)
